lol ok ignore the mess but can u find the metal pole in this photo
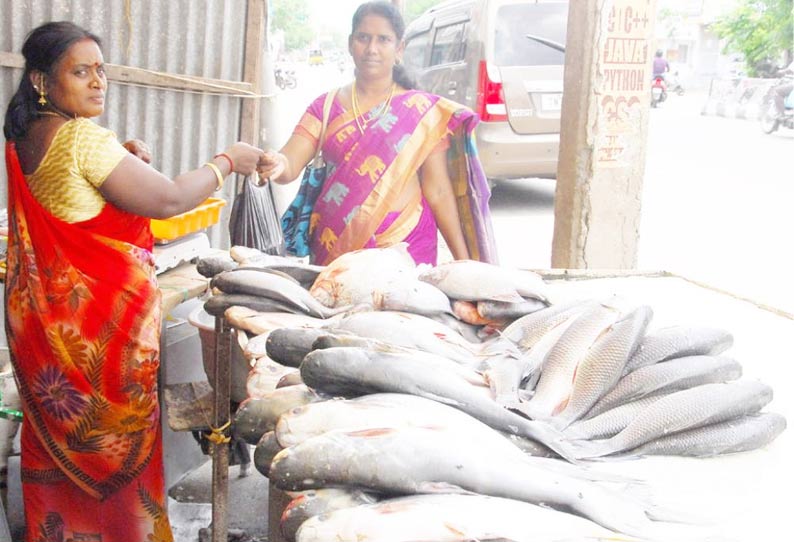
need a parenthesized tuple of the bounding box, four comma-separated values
(210, 317, 231, 542)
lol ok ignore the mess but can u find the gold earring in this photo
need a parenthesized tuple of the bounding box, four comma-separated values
(37, 86, 47, 106)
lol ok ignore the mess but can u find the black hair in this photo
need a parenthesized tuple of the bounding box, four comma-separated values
(351, 1, 416, 90)
(3, 21, 102, 140)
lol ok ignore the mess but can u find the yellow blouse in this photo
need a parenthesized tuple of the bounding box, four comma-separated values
(25, 118, 128, 223)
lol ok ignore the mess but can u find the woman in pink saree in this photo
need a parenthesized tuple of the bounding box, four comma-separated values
(261, 1, 496, 266)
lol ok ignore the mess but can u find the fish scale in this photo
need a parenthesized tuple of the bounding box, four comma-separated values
(500, 299, 594, 351)
(623, 325, 733, 373)
(622, 412, 787, 458)
(572, 380, 774, 459)
(586, 355, 743, 418)
(553, 306, 653, 429)
(520, 303, 620, 419)
(564, 395, 666, 440)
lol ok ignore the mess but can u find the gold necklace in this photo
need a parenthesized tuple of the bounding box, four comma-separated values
(38, 107, 75, 120)
(351, 83, 396, 134)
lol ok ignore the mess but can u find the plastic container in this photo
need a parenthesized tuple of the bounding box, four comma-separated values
(151, 198, 226, 242)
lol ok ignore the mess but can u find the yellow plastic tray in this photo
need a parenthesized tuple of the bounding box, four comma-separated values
(151, 197, 226, 241)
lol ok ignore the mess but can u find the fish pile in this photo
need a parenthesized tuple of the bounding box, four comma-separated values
(196, 243, 786, 542)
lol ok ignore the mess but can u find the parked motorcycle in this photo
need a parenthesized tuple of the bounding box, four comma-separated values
(666, 71, 685, 96)
(759, 77, 794, 134)
(275, 67, 297, 90)
(650, 75, 667, 108)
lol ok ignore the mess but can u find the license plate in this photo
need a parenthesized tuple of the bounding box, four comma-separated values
(540, 93, 563, 111)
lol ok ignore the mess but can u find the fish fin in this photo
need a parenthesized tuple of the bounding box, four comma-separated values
(567, 438, 616, 460)
(415, 482, 473, 495)
(489, 292, 527, 303)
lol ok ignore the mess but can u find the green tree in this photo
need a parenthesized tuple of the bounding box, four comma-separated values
(405, 0, 446, 24)
(712, 0, 793, 77)
(271, 0, 313, 51)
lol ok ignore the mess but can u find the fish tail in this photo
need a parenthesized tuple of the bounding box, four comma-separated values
(568, 437, 617, 460)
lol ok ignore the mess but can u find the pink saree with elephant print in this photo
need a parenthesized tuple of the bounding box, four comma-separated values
(292, 89, 496, 266)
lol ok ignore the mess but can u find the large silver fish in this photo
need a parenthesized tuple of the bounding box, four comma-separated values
(518, 303, 621, 419)
(371, 278, 454, 316)
(564, 395, 668, 440)
(478, 337, 535, 404)
(252, 430, 283, 477)
(276, 393, 528, 459)
(477, 298, 549, 321)
(500, 299, 594, 350)
(327, 310, 480, 365)
(223, 307, 325, 337)
(264, 327, 350, 368)
(310, 244, 418, 307)
(552, 306, 653, 429)
(299, 347, 577, 461)
(621, 412, 786, 458)
(623, 325, 734, 373)
(270, 425, 677, 538)
(586, 355, 743, 418)
(233, 385, 323, 445)
(418, 260, 549, 303)
(309, 337, 489, 392)
(213, 268, 347, 318)
(295, 493, 643, 542)
(572, 380, 774, 459)
(245, 357, 299, 398)
(283, 488, 379, 542)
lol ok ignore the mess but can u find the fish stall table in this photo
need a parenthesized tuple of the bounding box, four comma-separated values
(249, 269, 793, 542)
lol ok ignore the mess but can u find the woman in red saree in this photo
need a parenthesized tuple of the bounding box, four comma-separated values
(3, 22, 265, 542)
(261, 1, 497, 266)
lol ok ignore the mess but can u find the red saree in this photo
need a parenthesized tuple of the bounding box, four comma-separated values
(4, 142, 172, 542)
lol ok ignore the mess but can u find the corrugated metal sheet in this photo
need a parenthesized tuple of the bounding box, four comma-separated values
(0, 0, 253, 246)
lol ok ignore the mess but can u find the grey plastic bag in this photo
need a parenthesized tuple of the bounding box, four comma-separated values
(228, 176, 285, 255)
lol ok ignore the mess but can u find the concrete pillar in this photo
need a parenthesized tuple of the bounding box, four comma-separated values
(552, 0, 658, 269)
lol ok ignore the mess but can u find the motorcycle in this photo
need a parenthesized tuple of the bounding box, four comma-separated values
(275, 67, 297, 90)
(650, 75, 667, 108)
(666, 71, 685, 96)
(759, 76, 794, 134)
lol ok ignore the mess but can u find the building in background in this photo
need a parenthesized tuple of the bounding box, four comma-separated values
(655, 0, 744, 89)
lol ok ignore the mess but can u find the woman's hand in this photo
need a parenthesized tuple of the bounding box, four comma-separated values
(223, 142, 266, 175)
(122, 139, 151, 164)
(257, 151, 286, 182)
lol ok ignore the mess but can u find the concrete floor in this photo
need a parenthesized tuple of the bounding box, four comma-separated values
(5, 449, 271, 542)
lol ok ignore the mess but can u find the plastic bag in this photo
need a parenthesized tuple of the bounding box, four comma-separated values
(228, 176, 285, 255)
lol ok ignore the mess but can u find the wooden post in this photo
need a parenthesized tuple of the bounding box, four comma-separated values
(551, 0, 658, 269)
(210, 317, 231, 542)
(239, 0, 267, 146)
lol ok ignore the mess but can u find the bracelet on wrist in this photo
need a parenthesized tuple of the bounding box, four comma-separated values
(203, 162, 224, 191)
(213, 152, 234, 174)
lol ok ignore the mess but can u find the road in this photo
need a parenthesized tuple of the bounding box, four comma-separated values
(269, 65, 794, 314)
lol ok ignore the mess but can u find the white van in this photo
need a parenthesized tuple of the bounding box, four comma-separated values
(403, 0, 568, 181)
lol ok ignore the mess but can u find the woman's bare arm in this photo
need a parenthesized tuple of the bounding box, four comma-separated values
(99, 142, 264, 219)
(419, 150, 470, 260)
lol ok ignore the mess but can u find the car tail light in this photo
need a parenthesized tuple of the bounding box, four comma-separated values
(476, 60, 507, 122)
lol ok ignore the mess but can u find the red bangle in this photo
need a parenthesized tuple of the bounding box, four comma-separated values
(213, 152, 234, 174)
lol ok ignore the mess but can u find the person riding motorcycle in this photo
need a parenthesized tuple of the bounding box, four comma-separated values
(771, 61, 794, 117)
(652, 50, 670, 79)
